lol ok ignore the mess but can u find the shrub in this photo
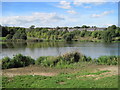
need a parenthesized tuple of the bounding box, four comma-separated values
(2, 57, 11, 69)
(62, 51, 82, 63)
(96, 56, 118, 65)
(11, 54, 35, 68)
(2, 54, 35, 69)
(35, 56, 47, 65)
(35, 56, 58, 67)
(35, 52, 83, 67)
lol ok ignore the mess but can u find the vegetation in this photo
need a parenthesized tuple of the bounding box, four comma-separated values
(2, 52, 118, 69)
(95, 56, 118, 65)
(0, 25, 120, 42)
(2, 54, 35, 69)
(2, 71, 118, 88)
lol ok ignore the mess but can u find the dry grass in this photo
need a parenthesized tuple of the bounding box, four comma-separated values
(2, 64, 118, 78)
(77, 65, 118, 80)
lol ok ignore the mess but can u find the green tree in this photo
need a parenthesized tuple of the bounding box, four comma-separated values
(20, 33, 27, 40)
(2, 27, 9, 37)
(6, 34, 13, 39)
(63, 33, 75, 41)
(80, 31, 85, 37)
(92, 31, 98, 38)
(30, 25, 35, 29)
(102, 31, 112, 42)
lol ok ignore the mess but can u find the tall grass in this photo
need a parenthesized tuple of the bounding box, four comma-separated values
(2, 52, 119, 69)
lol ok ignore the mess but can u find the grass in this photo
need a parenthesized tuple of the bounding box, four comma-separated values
(0, 37, 6, 40)
(2, 70, 118, 88)
(2, 61, 118, 88)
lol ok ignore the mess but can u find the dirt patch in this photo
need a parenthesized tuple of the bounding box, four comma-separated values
(2, 65, 118, 78)
(58, 82, 66, 85)
(77, 65, 118, 80)
(98, 65, 118, 75)
(2, 66, 58, 77)
(3, 72, 57, 77)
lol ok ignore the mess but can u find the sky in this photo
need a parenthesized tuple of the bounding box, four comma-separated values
(0, 0, 119, 27)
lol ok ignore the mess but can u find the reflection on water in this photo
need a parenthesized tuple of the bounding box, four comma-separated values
(0, 42, 119, 59)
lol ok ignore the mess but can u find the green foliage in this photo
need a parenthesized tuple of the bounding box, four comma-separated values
(96, 56, 118, 65)
(30, 25, 35, 29)
(2, 54, 35, 69)
(1, 25, 119, 42)
(35, 52, 92, 67)
(108, 25, 117, 30)
(2, 52, 118, 69)
(35, 56, 47, 65)
(81, 25, 90, 28)
(6, 34, 13, 39)
(102, 31, 112, 42)
(80, 31, 86, 37)
(92, 31, 98, 38)
(1, 27, 9, 37)
(12, 29, 27, 40)
(2, 57, 11, 69)
(20, 33, 27, 40)
(63, 33, 75, 41)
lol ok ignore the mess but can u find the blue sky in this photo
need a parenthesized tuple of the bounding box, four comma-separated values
(1, 1, 118, 27)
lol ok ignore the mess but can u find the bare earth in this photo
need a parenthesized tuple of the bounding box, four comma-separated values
(2, 65, 118, 78)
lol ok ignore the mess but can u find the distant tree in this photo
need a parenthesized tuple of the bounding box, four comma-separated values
(56, 26, 60, 30)
(2, 27, 9, 37)
(102, 31, 112, 42)
(85, 31, 92, 37)
(74, 26, 80, 28)
(92, 31, 98, 38)
(30, 25, 35, 29)
(108, 25, 117, 30)
(6, 34, 13, 39)
(20, 33, 27, 40)
(63, 33, 75, 41)
(63, 27, 68, 30)
(80, 31, 86, 37)
(82, 25, 90, 28)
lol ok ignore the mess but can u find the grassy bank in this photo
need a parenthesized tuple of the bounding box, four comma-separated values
(2, 63, 118, 88)
(1, 52, 119, 88)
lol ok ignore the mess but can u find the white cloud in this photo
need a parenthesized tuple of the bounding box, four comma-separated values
(91, 10, 114, 18)
(73, 0, 110, 6)
(58, 1, 71, 9)
(67, 10, 77, 14)
(105, 24, 115, 26)
(1, 12, 65, 27)
(83, 6, 91, 8)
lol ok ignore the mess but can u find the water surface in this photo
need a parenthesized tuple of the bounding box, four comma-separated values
(0, 42, 119, 59)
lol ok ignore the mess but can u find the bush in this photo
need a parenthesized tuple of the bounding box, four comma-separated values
(96, 56, 118, 65)
(35, 56, 46, 65)
(2, 54, 35, 69)
(2, 52, 118, 69)
(36, 56, 60, 67)
(35, 52, 83, 67)
(2, 57, 11, 69)
(62, 52, 82, 63)
(11, 54, 35, 68)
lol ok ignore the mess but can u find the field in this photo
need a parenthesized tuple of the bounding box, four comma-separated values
(2, 62, 119, 88)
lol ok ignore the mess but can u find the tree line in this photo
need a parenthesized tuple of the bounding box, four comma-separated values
(0, 25, 120, 42)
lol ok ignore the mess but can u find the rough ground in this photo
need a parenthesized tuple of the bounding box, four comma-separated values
(2, 65, 118, 78)
(78, 66, 118, 80)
